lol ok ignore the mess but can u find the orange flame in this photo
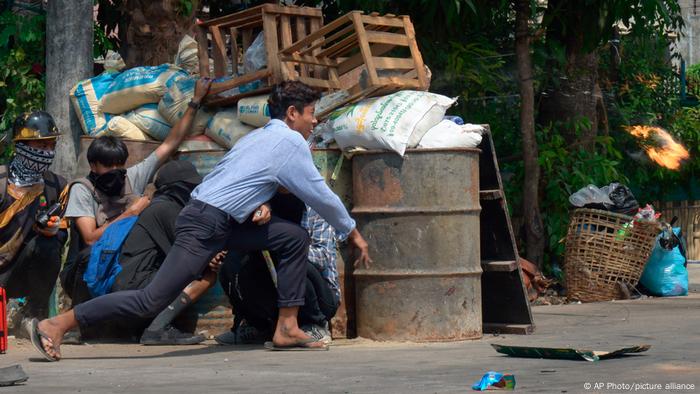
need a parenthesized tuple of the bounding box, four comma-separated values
(624, 125, 689, 170)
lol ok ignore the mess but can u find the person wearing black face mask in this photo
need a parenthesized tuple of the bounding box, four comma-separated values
(109, 161, 223, 345)
(60, 78, 213, 314)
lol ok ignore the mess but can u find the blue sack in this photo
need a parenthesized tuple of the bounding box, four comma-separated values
(84, 216, 139, 297)
(640, 227, 688, 297)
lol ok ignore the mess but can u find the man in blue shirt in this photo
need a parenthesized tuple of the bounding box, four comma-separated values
(28, 81, 372, 360)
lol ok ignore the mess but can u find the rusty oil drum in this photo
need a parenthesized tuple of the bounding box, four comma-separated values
(352, 149, 482, 341)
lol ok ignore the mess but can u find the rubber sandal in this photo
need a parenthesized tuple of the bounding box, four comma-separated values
(26, 318, 59, 362)
(0, 365, 28, 386)
(263, 338, 329, 351)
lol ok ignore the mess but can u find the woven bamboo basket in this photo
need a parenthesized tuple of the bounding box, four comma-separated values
(564, 208, 659, 302)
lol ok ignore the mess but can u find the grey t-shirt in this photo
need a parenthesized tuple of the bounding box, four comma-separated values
(65, 152, 159, 219)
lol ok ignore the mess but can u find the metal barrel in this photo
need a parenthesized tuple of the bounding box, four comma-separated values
(352, 149, 482, 341)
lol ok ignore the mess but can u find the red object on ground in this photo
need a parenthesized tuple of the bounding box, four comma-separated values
(0, 287, 7, 353)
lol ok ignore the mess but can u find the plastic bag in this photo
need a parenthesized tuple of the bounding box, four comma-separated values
(640, 227, 688, 296)
(605, 182, 639, 216)
(244, 32, 267, 74)
(418, 120, 483, 148)
(569, 185, 614, 208)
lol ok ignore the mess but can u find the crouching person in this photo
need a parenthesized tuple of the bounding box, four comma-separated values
(112, 160, 221, 345)
(216, 205, 341, 345)
(60, 78, 212, 305)
(0, 112, 67, 321)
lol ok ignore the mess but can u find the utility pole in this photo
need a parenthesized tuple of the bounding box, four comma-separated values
(46, 0, 93, 179)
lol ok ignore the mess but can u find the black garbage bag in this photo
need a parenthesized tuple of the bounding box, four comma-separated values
(607, 182, 639, 216)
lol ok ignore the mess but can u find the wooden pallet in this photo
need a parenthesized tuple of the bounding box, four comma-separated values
(479, 126, 535, 335)
(196, 4, 323, 107)
(279, 11, 429, 118)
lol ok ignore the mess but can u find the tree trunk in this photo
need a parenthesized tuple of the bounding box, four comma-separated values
(47, 0, 93, 179)
(119, 0, 197, 68)
(515, 0, 545, 266)
(538, 0, 600, 149)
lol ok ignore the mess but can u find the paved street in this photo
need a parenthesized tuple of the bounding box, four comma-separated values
(2, 265, 699, 393)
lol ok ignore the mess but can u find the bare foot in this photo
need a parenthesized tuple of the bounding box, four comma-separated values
(272, 323, 325, 348)
(37, 319, 65, 360)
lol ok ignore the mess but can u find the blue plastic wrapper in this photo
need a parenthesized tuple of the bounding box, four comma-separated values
(443, 115, 464, 125)
(472, 371, 516, 390)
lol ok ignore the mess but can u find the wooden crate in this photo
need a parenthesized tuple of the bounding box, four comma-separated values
(196, 4, 323, 107)
(279, 11, 429, 118)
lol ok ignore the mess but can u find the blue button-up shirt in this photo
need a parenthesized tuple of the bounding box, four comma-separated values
(191, 119, 356, 235)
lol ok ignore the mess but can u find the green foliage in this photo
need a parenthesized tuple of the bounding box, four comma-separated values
(0, 11, 46, 163)
(538, 120, 627, 258)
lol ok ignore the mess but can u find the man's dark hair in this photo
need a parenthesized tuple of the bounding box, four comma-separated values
(267, 81, 322, 120)
(87, 136, 129, 166)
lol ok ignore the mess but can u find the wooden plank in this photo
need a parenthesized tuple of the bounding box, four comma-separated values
(241, 29, 253, 53)
(262, 12, 281, 83)
(337, 43, 395, 75)
(481, 260, 518, 272)
(360, 14, 405, 28)
(262, 3, 323, 18)
(365, 31, 409, 46)
(210, 26, 228, 78)
(196, 25, 211, 78)
(282, 13, 354, 55)
(297, 24, 355, 56)
(480, 190, 503, 201)
(280, 53, 338, 67)
(279, 15, 295, 80)
(198, 4, 265, 27)
(309, 17, 324, 78)
(483, 323, 535, 335)
(316, 33, 358, 59)
(294, 16, 309, 77)
(207, 69, 271, 96)
(296, 75, 343, 90)
(402, 16, 428, 89)
(206, 86, 273, 107)
(351, 12, 378, 86)
(229, 27, 239, 74)
(372, 56, 416, 70)
(377, 76, 422, 88)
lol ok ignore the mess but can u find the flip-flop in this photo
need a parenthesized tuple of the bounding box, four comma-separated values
(26, 318, 59, 362)
(264, 338, 329, 351)
(0, 364, 29, 387)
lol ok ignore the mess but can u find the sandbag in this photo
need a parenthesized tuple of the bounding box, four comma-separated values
(70, 72, 118, 135)
(418, 120, 483, 148)
(238, 95, 271, 127)
(175, 34, 199, 75)
(205, 109, 255, 149)
(105, 116, 153, 140)
(158, 76, 213, 135)
(640, 228, 688, 297)
(123, 103, 172, 141)
(99, 64, 188, 114)
(177, 135, 225, 152)
(320, 90, 456, 156)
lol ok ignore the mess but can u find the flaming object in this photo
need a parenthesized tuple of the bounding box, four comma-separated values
(624, 125, 689, 170)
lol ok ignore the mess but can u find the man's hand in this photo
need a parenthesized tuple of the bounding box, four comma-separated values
(347, 229, 372, 269)
(126, 196, 151, 216)
(192, 77, 213, 104)
(252, 203, 271, 225)
(34, 216, 60, 237)
(208, 250, 228, 273)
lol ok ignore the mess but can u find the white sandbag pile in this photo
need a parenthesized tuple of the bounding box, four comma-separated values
(205, 109, 255, 149)
(159, 76, 214, 135)
(316, 90, 456, 156)
(418, 120, 484, 149)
